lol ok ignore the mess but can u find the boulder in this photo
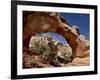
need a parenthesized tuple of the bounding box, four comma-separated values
(65, 57, 90, 67)
(71, 57, 90, 66)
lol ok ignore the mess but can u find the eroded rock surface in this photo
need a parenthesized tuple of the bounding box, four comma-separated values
(23, 12, 90, 61)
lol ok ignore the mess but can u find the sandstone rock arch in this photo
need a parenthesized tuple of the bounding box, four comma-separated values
(23, 12, 89, 58)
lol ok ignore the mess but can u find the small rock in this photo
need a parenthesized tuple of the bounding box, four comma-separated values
(72, 57, 90, 66)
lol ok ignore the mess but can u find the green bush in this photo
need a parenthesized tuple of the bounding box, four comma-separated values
(29, 34, 72, 65)
(30, 60, 38, 67)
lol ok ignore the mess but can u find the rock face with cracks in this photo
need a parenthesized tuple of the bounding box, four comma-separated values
(23, 12, 89, 62)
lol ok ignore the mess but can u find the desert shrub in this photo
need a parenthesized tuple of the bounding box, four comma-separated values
(29, 34, 73, 65)
(30, 60, 38, 67)
(62, 52, 72, 63)
(57, 46, 72, 63)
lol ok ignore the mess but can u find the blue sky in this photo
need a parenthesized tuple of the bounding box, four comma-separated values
(46, 32, 67, 45)
(40, 12, 90, 45)
(60, 13, 90, 40)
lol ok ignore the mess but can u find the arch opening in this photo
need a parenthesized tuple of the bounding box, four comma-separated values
(37, 32, 68, 45)
(23, 32, 73, 68)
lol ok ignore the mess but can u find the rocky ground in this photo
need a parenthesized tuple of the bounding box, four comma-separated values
(23, 48, 90, 68)
(23, 34, 89, 68)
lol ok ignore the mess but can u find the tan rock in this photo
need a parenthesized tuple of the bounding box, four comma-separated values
(76, 35, 90, 57)
(72, 57, 90, 66)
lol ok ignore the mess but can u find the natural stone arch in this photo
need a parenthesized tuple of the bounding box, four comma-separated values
(23, 12, 89, 58)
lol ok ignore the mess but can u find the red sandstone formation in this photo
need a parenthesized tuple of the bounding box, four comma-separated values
(23, 12, 89, 60)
